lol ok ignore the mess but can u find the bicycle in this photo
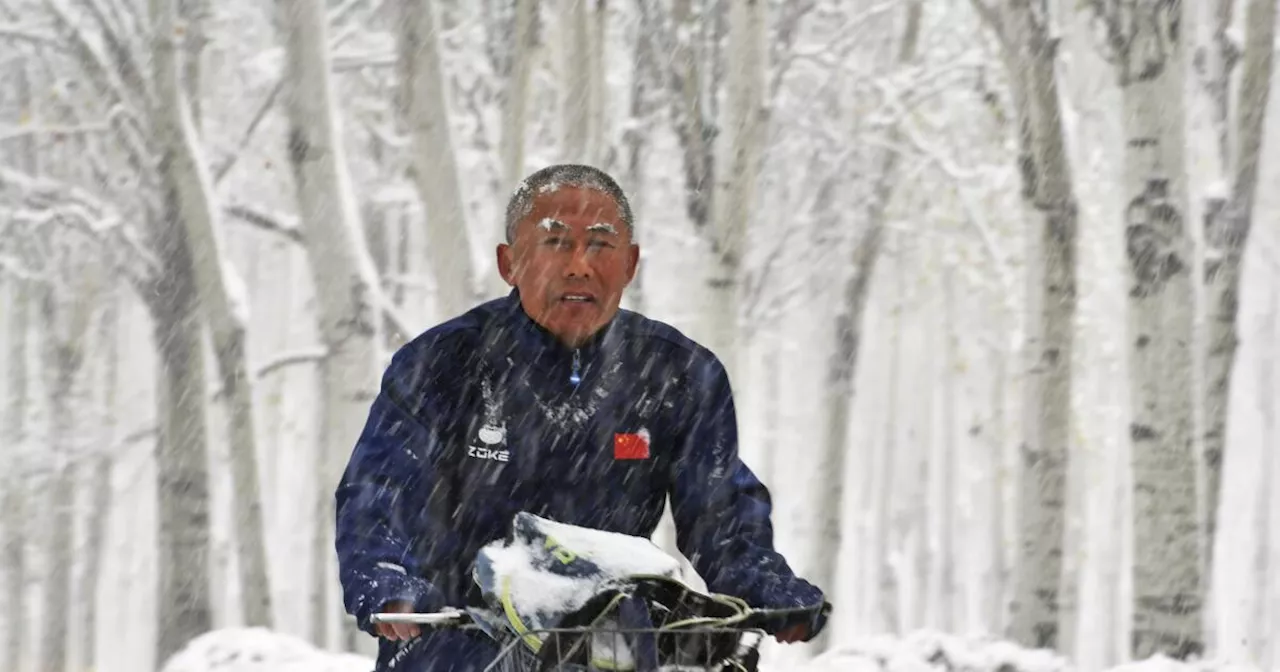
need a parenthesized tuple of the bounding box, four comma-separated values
(372, 602, 819, 672)
(370, 512, 827, 672)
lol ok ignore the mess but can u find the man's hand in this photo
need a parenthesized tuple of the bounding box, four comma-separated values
(774, 623, 809, 644)
(375, 600, 421, 641)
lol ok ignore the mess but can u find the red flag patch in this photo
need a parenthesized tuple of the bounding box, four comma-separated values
(613, 432, 650, 460)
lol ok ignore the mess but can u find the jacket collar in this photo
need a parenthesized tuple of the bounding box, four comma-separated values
(488, 289, 626, 383)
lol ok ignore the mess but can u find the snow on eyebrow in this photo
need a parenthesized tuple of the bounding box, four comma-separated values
(538, 217, 566, 231)
(587, 222, 618, 234)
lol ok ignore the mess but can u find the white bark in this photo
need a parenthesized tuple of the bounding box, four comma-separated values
(276, 0, 387, 646)
(938, 261, 959, 633)
(1105, 0, 1201, 657)
(501, 0, 537, 192)
(1254, 283, 1277, 667)
(703, 0, 765, 382)
(667, 0, 713, 230)
(1200, 0, 1276, 593)
(986, 330, 1011, 635)
(974, 8, 1078, 638)
(812, 0, 921, 650)
(970, 0, 1079, 651)
(559, 0, 594, 162)
(147, 204, 214, 662)
(621, 0, 658, 314)
(2, 280, 29, 672)
(154, 0, 273, 629)
(875, 243, 905, 634)
(38, 272, 96, 672)
(79, 293, 117, 672)
(396, 0, 480, 319)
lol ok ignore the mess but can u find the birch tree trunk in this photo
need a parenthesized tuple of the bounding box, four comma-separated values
(397, 0, 480, 319)
(501, 0, 537, 192)
(38, 276, 93, 672)
(970, 0, 1079, 650)
(2, 281, 29, 672)
(589, 0, 608, 165)
(986, 332, 1010, 635)
(912, 264, 937, 632)
(1253, 283, 1277, 666)
(811, 1, 922, 650)
(559, 0, 594, 162)
(154, 0, 273, 629)
(938, 260, 959, 633)
(277, 0, 387, 646)
(79, 294, 118, 671)
(621, 0, 658, 314)
(875, 243, 905, 633)
(1199, 0, 1277, 596)
(702, 0, 765, 382)
(667, 0, 714, 231)
(1095, 0, 1202, 658)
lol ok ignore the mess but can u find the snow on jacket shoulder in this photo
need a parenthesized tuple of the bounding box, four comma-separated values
(334, 291, 825, 670)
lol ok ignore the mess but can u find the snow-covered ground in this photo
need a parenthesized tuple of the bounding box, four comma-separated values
(158, 626, 1275, 672)
(159, 628, 373, 672)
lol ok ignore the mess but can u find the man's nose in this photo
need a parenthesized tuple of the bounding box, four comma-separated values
(564, 244, 593, 278)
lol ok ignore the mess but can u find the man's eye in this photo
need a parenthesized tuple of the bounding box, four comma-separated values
(587, 240, 613, 249)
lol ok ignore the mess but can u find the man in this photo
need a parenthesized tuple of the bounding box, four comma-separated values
(335, 164, 828, 671)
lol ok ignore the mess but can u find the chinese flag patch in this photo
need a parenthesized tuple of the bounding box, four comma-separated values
(613, 432, 650, 460)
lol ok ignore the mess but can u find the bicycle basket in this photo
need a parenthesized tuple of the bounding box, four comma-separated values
(465, 513, 764, 672)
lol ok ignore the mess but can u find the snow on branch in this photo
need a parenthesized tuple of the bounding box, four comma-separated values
(256, 347, 330, 379)
(46, 0, 148, 116)
(0, 22, 61, 45)
(0, 166, 160, 288)
(0, 121, 111, 141)
(223, 203, 304, 243)
(213, 80, 284, 185)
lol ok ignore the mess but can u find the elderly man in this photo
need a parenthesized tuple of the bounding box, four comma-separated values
(335, 164, 828, 671)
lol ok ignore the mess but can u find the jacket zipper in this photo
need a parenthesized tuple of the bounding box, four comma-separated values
(569, 349, 582, 387)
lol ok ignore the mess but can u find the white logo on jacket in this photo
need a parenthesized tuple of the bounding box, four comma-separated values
(468, 379, 509, 462)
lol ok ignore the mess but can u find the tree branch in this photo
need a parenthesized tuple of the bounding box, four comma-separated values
(256, 347, 329, 379)
(223, 203, 304, 243)
(213, 80, 284, 185)
(0, 22, 61, 45)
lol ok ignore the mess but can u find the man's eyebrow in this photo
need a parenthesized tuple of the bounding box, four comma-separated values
(537, 217, 568, 232)
(587, 222, 619, 234)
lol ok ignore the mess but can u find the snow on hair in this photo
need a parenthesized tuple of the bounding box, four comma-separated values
(504, 164, 635, 243)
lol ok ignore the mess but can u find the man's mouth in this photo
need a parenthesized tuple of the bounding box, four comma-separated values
(560, 292, 596, 304)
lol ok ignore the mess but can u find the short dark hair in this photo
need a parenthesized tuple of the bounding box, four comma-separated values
(504, 164, 635, 243)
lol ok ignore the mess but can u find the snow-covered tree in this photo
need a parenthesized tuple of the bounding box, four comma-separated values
(153, 0, 274, 632)
(970, 0, 1080, 650)
(395, 0, 481, 319)
(1196, 0, 1277, 596)
(275, 0, 388, 646)
(811, 0, 923, 651)
(1084, 0, 1202, 657)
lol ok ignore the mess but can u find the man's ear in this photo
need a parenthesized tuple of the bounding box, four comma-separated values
(497, 243, 516, 286)
(624, 243, 640, 284)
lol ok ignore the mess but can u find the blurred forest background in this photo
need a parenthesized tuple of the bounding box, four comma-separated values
(1, 0, 1279, 671)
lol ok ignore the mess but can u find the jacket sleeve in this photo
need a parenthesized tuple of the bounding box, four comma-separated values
(668, 353, 828, 629)
(335, 351, 451, 635)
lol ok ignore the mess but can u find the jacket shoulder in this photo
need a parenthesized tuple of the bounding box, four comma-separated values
(382, 296, 507, 391)
(615, 309, 727, 380)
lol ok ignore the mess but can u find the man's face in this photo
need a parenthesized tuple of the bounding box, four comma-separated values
(498, 185, 639, 347)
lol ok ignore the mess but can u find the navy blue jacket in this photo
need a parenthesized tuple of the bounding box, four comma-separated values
(335, 291, 825, 671)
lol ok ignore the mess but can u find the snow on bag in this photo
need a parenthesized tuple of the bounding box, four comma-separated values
(466, 511, 757, 671)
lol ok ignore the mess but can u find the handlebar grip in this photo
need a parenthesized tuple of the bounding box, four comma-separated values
(371, 610, 472, 626)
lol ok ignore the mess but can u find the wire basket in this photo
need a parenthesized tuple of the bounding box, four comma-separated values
(481, 624, 765, 672)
